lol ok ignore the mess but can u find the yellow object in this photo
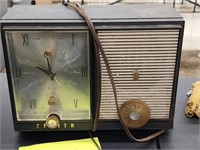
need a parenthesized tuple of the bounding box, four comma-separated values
(185, 81, 200, 118)
(19, 137, 101, 150)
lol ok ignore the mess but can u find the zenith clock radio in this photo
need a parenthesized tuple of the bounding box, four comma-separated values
(1, 3, 184, 136)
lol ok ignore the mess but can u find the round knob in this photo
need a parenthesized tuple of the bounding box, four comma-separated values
(44, 48, 52, 58)
(120, 99, 150, 128)
(45, 115, 60, 129)
(48, 95, 56, 106)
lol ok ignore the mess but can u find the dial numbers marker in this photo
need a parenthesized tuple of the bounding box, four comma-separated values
(72, 33, 74, 45)
(16, 67, 22, 78)
(28, 99, 37, 109)
(21, 33, 29, 46)
(81, 66, 88, 78)
(73, 98, 78, 108)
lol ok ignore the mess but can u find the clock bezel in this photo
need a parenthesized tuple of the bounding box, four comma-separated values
(2, 26, 96, 131)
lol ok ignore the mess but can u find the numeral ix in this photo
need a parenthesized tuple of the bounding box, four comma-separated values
(16, 67, 22, 78)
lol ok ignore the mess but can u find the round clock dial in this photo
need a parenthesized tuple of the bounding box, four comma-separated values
(5, 30, 91, 121)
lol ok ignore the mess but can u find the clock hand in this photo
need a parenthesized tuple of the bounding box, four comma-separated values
(54, 76, 61, 86)
(41, 48, 55, 80)
(46, 57, 52, 72)
(49, 71, 56, 80)
(44, 48, 55, 79)
(44, 48, 53, 72)
(42, 48, 60, 84)
(36, 66, 56, 80)
(36, 66, 51, 76)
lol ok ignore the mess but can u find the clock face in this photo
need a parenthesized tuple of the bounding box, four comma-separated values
(5, 30, 91, 121)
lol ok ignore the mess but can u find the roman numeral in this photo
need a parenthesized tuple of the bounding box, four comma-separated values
(21, 33, 29, 46)
(72, 33, 74, 45)
(73, 98, 78, 108)
(81, 66, 87, 78)
(28, 99, 37, 109)
(16, 67, 22, 78)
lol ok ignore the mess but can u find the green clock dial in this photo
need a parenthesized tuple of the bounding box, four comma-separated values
(5, 30, 91, 121)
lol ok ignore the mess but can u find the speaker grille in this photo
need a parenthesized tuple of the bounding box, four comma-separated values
(98, 29, 180, 120)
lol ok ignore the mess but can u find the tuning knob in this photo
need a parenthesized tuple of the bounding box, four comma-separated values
(45, 114, 60, 129)
(120, 99, 150, 128)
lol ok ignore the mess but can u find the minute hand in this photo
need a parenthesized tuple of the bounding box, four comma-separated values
(46, 58, 52, 72)
(45, 57, 56, 80)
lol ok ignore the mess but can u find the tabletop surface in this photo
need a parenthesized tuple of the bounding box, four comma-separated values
(0, 73, 200, 150)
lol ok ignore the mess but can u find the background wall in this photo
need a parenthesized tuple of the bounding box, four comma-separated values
(0, 0, 199, 72)
(0, 0, 7, 71)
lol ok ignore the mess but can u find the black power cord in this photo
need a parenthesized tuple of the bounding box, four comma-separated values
(88, 131, 102, 150)
(65, 0, 84, 5)
(31, 0, 35, 5)
(155, 136, 161, 149)
(109, 0, 123, 5)
(81, 0, 84, 5)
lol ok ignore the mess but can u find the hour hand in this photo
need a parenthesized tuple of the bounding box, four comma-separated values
(36, 66, 56, 81)
(36, 66, 50, 76)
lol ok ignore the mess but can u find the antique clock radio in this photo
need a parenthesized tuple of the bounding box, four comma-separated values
(1, 4, 184, 134)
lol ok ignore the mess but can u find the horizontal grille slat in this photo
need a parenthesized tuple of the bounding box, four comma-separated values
(101, 41, 178, 45)
(101, 35, 177, 40)
(98, 29, 179, 120)
(102, 80, 173, 83)
(101, 101, 171, 104)
(101, 69, 175, 72)
(101, 66, 175, 69)
(102, 78, 173, 81)
(101, 89, 172, 92)
(103, 48, 177, 51)
(101, 56, 176, 60)
(104, 51, 177, 55)
(104, 63, 175, 66)
(101, 60, 176, 64)
(101, 94, 172, 97)
(102, 45, 178, 48)
(98, 31, 179, 34)
(101, 86, 173, 90)
(102, 73, 174, 77)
